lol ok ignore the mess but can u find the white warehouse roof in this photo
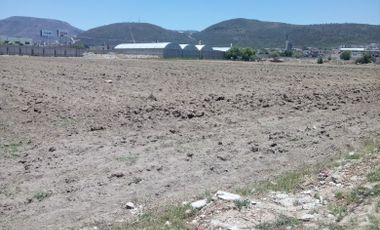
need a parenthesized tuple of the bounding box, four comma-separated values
(212, 47, 231, 52)
(195, 45, 205, 51)
(340, 48, 366, 52)
(115, 42, 172, 49)
(180, 44, 189, 49)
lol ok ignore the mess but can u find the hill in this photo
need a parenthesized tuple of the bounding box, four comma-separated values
(77, 23, 194, 46)
(193, 18, 380, 48)
(0, 16, 82, 42)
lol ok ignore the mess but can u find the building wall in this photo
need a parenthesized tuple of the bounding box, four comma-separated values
(115, 48, 165, 57)
(0, 45, 83, 57)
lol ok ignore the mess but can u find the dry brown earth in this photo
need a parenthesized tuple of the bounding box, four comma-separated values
(0, 56, 379, 229)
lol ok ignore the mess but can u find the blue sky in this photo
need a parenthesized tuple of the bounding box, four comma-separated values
(1, 0, 380, 31)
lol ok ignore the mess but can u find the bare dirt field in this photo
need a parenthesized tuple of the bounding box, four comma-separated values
(0, 56, 379, 229)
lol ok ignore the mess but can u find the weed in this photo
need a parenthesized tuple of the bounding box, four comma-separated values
(328, 203, 348, 220)
(365, 215, 380, 230)
(345, 153, 362, 160)
(234, 199, 251, 211)
(115, 154, 138, 166)
(119, 204, 196, 229)
(196, 190, 213, 203)
(254, 170, 306, 193)
(335, 191, 344, 200)
(256, 215, 301, 229)
(33, 191, 49, 201)
(0, 142, 23, 158)
(367, 167, 380, 182)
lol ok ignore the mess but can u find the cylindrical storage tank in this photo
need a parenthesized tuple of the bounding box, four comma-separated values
(180, 44, 199, 59)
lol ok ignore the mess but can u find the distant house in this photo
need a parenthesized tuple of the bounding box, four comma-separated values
(114, 42, 182, 58)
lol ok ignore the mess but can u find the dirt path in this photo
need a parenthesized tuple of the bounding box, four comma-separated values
(0, 56, 379, 229)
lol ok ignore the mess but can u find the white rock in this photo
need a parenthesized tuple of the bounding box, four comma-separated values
(124, 202, 135, 209)
(191, 199, 208, 209)
(299, 214, 314, 221)
(105, 79, 113, 83)
(276, 197, 295, 207)
(216, 191, 241, 201)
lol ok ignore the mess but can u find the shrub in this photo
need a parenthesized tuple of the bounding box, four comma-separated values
(340, 51, 351, 60)
(317, 57, 323, 64)
(355, 52, 373, 64)
(225, 47, 256, 61)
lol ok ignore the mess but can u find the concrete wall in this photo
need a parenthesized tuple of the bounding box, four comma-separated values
(376, 57, 380, 65)
(0, 45, 84, 57)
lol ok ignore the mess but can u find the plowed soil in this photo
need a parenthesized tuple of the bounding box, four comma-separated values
(0, 56, 379, 229)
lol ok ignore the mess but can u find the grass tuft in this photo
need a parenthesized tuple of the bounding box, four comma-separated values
(256, 215, 301, 229)
(367, 167, 380, 182)
(33, 191, 50, 201)
(117, 204, 196, 230)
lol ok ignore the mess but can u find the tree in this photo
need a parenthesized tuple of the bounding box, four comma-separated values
(340, 51, 351, 60)
(225, 47, 240, 60)
(282, 50, 293, 57)
(241, 48, 256, 61)
(225, 47, 256, 61)
(355, 52, 373, 64)
(317, 57, 323, 64)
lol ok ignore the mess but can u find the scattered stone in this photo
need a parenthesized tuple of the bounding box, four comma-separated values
(298, 214, 315, 221)
(105, 79, 113, 83)
(90, 126, 105, 131)
(109, 172, 124, 178)
(191, 199, 208, 209)
(217, 155, 228, 161)
(250, 146, 259, 152)
(124, 202, 135, 209)
(172, 110, 181, 118)
(216, 191, 241, 201)
(147, 94, 157, 101)
(21, 106, 29, 112)
(48, 147, 56, 152)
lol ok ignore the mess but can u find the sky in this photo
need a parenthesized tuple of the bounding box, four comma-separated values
(1, 0, 380, 31)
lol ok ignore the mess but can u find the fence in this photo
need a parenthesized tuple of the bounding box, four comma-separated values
(0, 45, 84, 57)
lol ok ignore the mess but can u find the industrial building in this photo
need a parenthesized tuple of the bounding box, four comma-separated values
(114, 42, 182, 58)
(180, 44, 199, 59)
(194, 45, 228, 59)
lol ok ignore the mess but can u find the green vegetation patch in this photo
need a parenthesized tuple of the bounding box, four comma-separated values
(33, 191, 50, 202)
(256, 215, 301, 230)
(367, 167, 380, 182)
(117, 204, 196, 230)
